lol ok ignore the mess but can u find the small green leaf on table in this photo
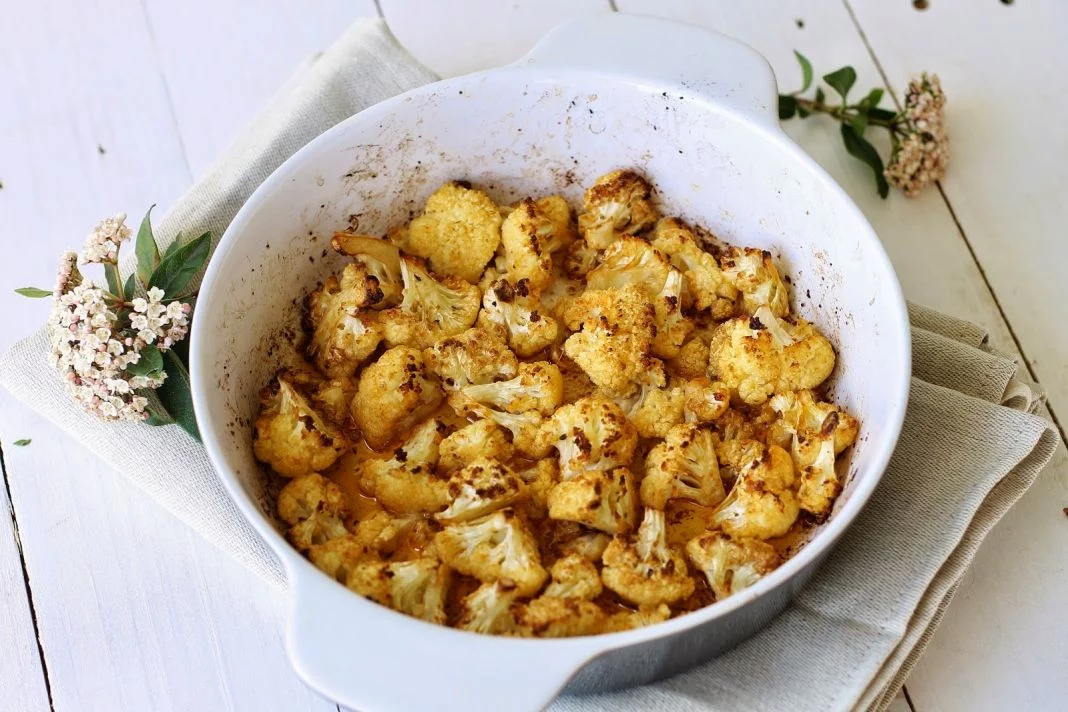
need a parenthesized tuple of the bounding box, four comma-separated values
(823, 66, 857, 101)
(15, 287, 52, 298)
(841, 123, 890, 199)
(778, 95, 797, 120)
(794, 50, 814, 93)
(13, 439, 31, 447)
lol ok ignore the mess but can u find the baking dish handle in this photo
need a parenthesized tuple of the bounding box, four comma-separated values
(287, 568, 601, 712)
(520, 12, 780, 128)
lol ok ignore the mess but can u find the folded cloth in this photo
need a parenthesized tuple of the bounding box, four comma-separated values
(0, 18, 1059, 712)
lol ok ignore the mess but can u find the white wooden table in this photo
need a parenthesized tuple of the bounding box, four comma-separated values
(1, 2, 1065, 711)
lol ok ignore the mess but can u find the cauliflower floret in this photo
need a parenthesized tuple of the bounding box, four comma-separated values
(685, 532, 780, 601)
(710, 409, 766, 472)
(346, 556, 451, 624)
(652, 218, 737, 318)
(517, 459, 559, 516)
(277, 473, 350, 551)
(563, 239, 601, 279)
(436, 457, 528, 523)
(710, 443, 799, 540)
(668, 337, 711, 380)
(797, 437, 841, 517)
(422, 327, 518, 390)
(538, 269, 584, 323)
(390, 181, 501, 282)
(562, 285, 658, 397)
(708, 306, 836, 405)
(599, 604, 672, 633)
(478, 277, 560, 357)
(614, 370, 685, 439)
(308, 535, 367, 583)
(352, 345, 444, 451)
(330, 231, 403, 307)
(767, 390, 860, 465)
(719, 246, 790, 317)
(652, 269, 694, 359)
(457, 581, 521, 635)
(454, 400, 546, 457)
(459, 361, 564, 415)
(253, 374, 347, 477)
(308, 376, 357, 431)
(304, 263, 385, 377)
(538, 395, 639, 479)
(548, 468, 638, 535)
(601, 508, 695, 607)
(534, 195, 577, 253)
(358, 419, 450, 514)
(586, 236, 670, 293)
(577, 170, 659, 250)
(381, 256, 481, 349)
(434, 509, 548, 596)
(679, 377, 730, 423)
(351, 510, 426, 555)
(499, 197, 572, 290)
(515, 596, 605, 638)
(543, 553, 603, 600)
(556, 355, 597, 404)
(439, 419, 514, 473)
(641, 423, 726, 509)
(557, 531, 611, 562)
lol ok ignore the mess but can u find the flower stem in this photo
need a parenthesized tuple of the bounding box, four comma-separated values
(794, 96, 903, 133)
(104, 262, 124, 301)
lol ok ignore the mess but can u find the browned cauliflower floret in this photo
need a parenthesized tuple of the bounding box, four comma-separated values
(577, 170, 659, 250)
(515, 596, 605, 638)
(711, 409, 766, 472)
(381, 256, 481, 349)
(436, 457, 528, 523)
(517, 459, 559, 516)
(708, 306, 836, 405)
(452, 400, 546, 457)
(797, 437, 841, 518)
(668, 337, 712, 379)
(586, 236, 670, 293)
(641, 423, 726, 509)
(710, 443, 799, 540)
(330, 232, 404, 307)
(253, 374, 347, 477)
(562, 285, 658, 397)
(346, 555, 451, 624)
(351, 510, 426, 555)
(685, 532, 780, 601)
(304, 263, 385, 377)
(358, 419, 449, 515)
(499, 197, 575, 290)
(538, 395, 639, 479)
(601, 508, 695, 607)
(457, 581, 521, 635)
(435, 509, 548, 595)
(422, 327, 518, 390)
(652, 218, 737, 318)
(652, 269, 694, 359)
(439, 419, 514, 473)
(767, 390, 860, 465)
(679, 377, 730, 423)
(309, 376, 357, 431)
(556, 354, 597, 404)
(390, 182, 501, 282)
(478, 277, 560, 357)
(719, 246, 790, 317)
(614, 369, 685, 439)
(308, 535, 367, 583)
(458, 361, 564, 415)
(277, 473, 350, 551)
(548, 468, 638, 535)
(352, 345, 443, 451)
(599, 603, 672, 633)
(563, 239, 601, 279)
(538, 269, 585, 323)
(543, 553, 603, 600)
(558, 531, 611, 562)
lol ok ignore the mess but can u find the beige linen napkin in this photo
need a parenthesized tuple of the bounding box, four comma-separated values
(0, 18, 1059, 712)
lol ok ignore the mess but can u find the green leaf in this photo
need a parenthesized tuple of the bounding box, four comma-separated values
(841, 123, 890, 199)
(797, 106, 810, 118)
(162, 232, 185, 260)
(13, 439, 31, 446)
(869, 107, 898, 122)
(851, 112, 869, 137)
(858, 87, 884, 110)
(149, 231, 211, 296)
(823, 66, 857, 101)
(156, 350, 200, 441)
(15, 287, 52, 298)
(145, 404, 175, 426)
(104, 263, 122, 295)
(124, 271, 137, 299)
(135, 205, 160, 285)
(794, 50, 814, 93)
(778, 95, 797, 120)
(815, 87, 826, 106)
(127, 345, 164, 378)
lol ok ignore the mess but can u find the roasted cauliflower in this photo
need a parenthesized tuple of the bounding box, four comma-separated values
(586, 236, 669, 294)
(381, 256, 481, 349)
(543, 553, 603, 600)
(438, 419, 514, 473)
(390, 181, 501, 282)
(478, 277, 560, 357)
(538, 395, 639, 479)
(710, 443, 799, 540)
(652, 217, 737, 318)
(277, 473, 350, 551)
(304, 262, 385, 377)
(457, 581, 521, 634)
(329, 232, 404, 307)
(719, 246, 790, 317)
(668, 337, 712, 380)
(685, 532, 780, 600)
(357, 418, 450, 515)
(253, 374, 347, 478)
(641, 423, 726, 509)
(435, 509, 548, 596)
(708, 306, 836, 405)
(767, 389, 860, 466)
(347, 555, 451, 624)
(515, 596, 605, 637)
(679, 376, 730, 423)
(547, 468, 638, 535)
(458, 361, 564, 415)
(601, 508, 695, 607)
(499, 196, 575, 290)
(422, 326, 518, 390)
(352, 345, 443, 450)
(614, 369, 685, 439)
(436, 457, 528, 523)
(577, 170, 659, 250)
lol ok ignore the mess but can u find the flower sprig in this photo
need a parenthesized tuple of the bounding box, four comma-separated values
(778, 51, 948, 198)
(16, 210, 209, 440)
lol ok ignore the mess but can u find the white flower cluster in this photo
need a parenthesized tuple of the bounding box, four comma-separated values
(885, 73, 949, 197)
(81, 213, 131, 264)
(131, 287, 191, 349)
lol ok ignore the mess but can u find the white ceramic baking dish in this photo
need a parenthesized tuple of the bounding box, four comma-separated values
(190, 13, 910, 712)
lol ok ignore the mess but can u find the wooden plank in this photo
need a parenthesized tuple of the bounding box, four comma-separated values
(0, 447, 52, 712)
(0, 401, 336, 712)
(141, 0, 380, 176)
(380, 0, 613, 77)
